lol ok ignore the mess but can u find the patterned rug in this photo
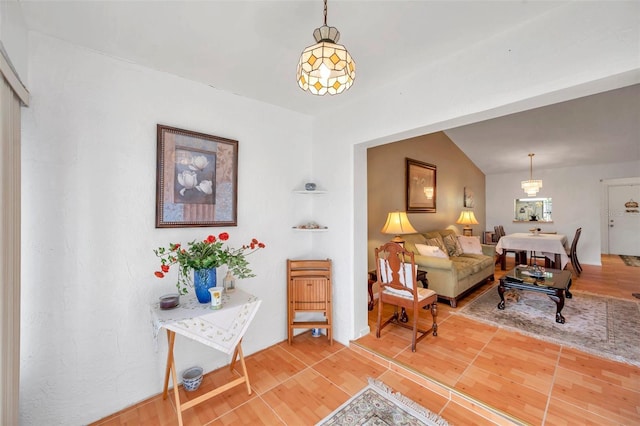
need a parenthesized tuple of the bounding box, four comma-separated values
(317, 378, 449, 425)
(620, 255, 640, 267)
(456, 287, 640, 367)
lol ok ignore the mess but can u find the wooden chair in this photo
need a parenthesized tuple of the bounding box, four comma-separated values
(495, 225, 527, 268)
(566, 228, 583, 276)
(287, 259, 332, 344)
(375, 242, 437, 352)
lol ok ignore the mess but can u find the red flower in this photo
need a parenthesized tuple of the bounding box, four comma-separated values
(154, 271, 165, 278)
(206, 235, 216, 243)
(251, 238, 259, 244)
(161, 264, 170, 273)
(258, 242, 266, 248)
(219, 232, 229, 241)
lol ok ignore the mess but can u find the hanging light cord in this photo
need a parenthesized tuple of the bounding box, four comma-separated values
(323, 0, 328, 25)
(529, 153, 534, 180)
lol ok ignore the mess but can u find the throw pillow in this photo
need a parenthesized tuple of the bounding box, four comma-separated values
(424, 236, 447, 254)
(415, 243, 449, 259)
(443, 233, 464, 257)
(457, 235, 483, 254)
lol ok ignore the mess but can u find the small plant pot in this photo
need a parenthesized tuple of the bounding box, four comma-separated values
(182, 367, 203, 392)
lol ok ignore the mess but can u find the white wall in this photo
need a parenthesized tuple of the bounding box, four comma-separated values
(0, 0, 28, 81)
(486, 161, 640, 266)
(21, 33, 313, 425)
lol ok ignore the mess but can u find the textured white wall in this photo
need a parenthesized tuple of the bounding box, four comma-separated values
(0, 2, 28, 81)
(21, 33, 313, 425)
(486, 161, 640, 267)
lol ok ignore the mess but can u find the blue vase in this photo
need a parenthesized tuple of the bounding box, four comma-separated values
(194, 268, 216, 303)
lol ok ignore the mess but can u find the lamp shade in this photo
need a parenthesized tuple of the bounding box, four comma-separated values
(456, 210, 478, 236)
(381, 211, 417, 243)
(456, 210, 479, 225)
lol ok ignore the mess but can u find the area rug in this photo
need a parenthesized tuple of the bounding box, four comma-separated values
(456, 287, 640, 367)
(620, 255, 640, 267)
(317, 377, 449, 425)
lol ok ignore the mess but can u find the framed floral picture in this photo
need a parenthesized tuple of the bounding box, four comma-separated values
(156, 124, 238, 228)
(406, 158, 437, 213)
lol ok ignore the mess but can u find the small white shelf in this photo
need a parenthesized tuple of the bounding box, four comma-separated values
(293, 190, 327, 194)
(292, 227, 328, 232)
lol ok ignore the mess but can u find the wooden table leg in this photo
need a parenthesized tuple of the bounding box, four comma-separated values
(163, 330, 184, 426)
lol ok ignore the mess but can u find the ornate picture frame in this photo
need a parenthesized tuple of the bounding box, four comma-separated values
(156, 124, 238, 228)
(406, 158, 436, 213)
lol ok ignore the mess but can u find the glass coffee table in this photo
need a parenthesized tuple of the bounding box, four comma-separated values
(498, 266, 573, 323)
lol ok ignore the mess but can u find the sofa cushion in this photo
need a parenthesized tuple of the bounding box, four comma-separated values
(415, 243, 449, 259)
(402, 233, 427, 255)
(424, 236, 447, 254)
(457, 235, 483, 254)
(443, 233, 464, 257)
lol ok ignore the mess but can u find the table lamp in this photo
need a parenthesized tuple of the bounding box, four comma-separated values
(381, 211, 417, 244)
(456, 210, 479, 236)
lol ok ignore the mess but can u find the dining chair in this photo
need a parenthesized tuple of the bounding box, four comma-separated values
(375, 242, 438, 352)
(494, 225, 527, 267)
(566, 227, 583, 276)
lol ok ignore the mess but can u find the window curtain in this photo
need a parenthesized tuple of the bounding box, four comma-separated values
(0, 47, 28, 426)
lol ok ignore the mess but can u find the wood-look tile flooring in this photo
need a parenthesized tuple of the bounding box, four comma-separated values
(92, 255, 639, 425)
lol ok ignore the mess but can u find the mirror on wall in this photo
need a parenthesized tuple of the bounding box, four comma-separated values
(514, 198, 552, 222)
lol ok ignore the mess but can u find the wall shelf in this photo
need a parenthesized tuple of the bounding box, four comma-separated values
(293, 190, 327, 194)
(293, 186, 328, 231)
(292, 227, 328, 232)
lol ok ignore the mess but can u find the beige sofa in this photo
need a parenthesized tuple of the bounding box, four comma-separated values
(402, 229, 495, 307)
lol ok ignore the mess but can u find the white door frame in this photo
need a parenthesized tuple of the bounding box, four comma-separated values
(601, 177, 640, 254)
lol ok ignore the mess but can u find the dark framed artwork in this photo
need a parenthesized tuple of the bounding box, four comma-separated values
(156, 124, 238, 228)
(464, 187, 475, 208)
(406, 158, 437, 213)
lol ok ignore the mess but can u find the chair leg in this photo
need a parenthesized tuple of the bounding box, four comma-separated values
(430, 302, 438, 337)
(376, 300, 383, 338)
(411, 310, 418, 352)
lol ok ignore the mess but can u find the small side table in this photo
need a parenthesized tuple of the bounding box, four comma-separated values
(151, 290, 261, 426)
(367, 269, 428, 313)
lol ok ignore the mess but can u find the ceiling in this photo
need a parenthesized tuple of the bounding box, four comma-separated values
(18, 1, 640, 174)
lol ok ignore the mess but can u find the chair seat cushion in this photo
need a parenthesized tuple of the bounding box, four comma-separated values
(383, 287, 436, 301)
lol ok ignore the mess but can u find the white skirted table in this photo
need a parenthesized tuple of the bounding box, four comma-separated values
(150, 289, 261, 426)
(496, 232, 569, 270)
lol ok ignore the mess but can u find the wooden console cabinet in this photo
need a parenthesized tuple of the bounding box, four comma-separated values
(287, 259, 332, 344)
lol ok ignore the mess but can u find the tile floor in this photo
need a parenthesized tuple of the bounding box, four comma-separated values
(91, 255, 640, 425)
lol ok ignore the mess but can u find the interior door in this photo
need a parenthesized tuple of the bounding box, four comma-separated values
(608, 184, 640, 255)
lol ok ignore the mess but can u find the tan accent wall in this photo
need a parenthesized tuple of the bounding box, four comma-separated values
(367, 131, 485, 269)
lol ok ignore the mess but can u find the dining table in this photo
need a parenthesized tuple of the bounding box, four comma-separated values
(495, 232, 570, 270)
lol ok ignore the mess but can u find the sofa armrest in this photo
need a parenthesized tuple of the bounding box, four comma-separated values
(414, 254, 454, 271)
(481, 244, 496, 257)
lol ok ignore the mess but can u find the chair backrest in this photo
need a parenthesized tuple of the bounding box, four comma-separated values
(494, 225, 506, 238)
(375, 242, 417, 298)
(570, 227, 582, 256)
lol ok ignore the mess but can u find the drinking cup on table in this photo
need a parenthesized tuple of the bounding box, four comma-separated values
(209, 287, 224, 310)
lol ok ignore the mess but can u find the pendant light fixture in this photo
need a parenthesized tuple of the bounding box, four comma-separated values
(521, 153, 543, 197)
(296, 0, 356, 95)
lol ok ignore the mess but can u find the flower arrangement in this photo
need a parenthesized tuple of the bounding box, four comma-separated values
(154, 232, 266, 295)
